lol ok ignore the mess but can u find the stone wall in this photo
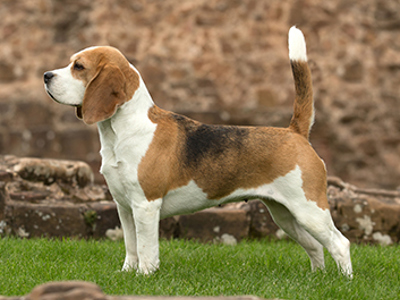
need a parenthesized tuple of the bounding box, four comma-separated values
(1, 156, 399, 245)
(1, 0, 400, 189)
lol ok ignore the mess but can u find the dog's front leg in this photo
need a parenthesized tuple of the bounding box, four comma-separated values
(132, 198, 162, 275)
(116, 204, 139, 271)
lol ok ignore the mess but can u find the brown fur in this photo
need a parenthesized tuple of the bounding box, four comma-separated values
(289, 60, 314, 140)
(137, 106, 190, 200)
(69, 47, 139, 124)
(138, 106, 329, 209)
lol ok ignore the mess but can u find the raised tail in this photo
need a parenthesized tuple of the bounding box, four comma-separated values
(288, 26, 314, 140)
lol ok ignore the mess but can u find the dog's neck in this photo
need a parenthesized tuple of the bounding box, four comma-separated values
(97, 65, 157, 168)
(98, 65, 156, 133)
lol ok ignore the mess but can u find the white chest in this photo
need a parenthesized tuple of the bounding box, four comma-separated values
(97, 100, 157, 208)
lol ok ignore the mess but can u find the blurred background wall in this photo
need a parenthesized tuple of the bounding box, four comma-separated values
(0, 0, 399, 189)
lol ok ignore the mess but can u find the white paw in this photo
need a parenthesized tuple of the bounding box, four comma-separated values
(137, 260, 159, 275)
(121, 260, 138, 272)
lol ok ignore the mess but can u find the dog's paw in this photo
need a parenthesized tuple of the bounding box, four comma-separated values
(121, 261, 138, 272)
(136, 261, 160, 275)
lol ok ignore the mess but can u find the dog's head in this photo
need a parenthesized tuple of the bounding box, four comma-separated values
(44, 46, 140, 124)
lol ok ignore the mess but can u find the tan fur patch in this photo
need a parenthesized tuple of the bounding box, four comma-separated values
(297, 144, 330, 210)
(137, 106, 191, 200)
(138, 106, 328, 210)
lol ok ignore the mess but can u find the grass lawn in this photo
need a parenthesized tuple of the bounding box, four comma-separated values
(0, 237, 399, 299)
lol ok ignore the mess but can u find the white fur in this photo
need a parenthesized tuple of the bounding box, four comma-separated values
(44, 63, 85, 106)
(97, 65, 160, 274)
(289, 26, 307, 62)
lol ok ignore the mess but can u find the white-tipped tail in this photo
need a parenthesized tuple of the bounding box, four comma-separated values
(288, 26, 314, 140)
(288, 26, 307, 62)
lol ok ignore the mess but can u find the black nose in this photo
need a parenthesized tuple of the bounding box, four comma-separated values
(44, 72, 54, 84)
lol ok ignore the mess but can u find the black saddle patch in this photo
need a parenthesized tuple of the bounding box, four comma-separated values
(183, 123, 249, 167)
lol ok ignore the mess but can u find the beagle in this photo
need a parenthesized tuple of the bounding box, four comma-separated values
(44, 27, 352, 277)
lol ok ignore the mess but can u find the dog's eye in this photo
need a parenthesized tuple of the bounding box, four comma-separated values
(74, 62, 84, 71)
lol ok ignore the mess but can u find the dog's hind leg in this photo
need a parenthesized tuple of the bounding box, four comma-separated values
(259, 164, 353, 277)
(262, 199, 325, 271)
(299, 206, 352, 277)
(283, 195, 353, 278)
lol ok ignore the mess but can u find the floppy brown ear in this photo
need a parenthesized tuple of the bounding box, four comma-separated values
(81, 64, 128, 125)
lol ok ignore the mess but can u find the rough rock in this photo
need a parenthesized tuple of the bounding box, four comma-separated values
(0, 281, 272, 300)
(159, 216, 180, 240)
(1, 282, 275, 300)
(178, 207, 251, 243)
(247, 201, 280, 239)
(0, 156, 115, 238)
(327, 177, 400, 245)
(14, 157, 94, 187)
(27, 281, 106, 300)
(0, 156, 106, 203)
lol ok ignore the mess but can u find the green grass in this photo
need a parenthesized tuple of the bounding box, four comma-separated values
(0, 237, 399, 299)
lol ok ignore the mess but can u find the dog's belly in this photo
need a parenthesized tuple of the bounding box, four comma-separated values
(160, 164, 308, 219)
(160, 180, 273, 219)
(160, 180, 220, 219)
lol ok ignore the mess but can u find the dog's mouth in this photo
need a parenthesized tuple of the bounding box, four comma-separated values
(45, 89, 58, 102)
(46, 87, 82, 114)
(75, 105, 83, 119)
(46, 87, 83, 120)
